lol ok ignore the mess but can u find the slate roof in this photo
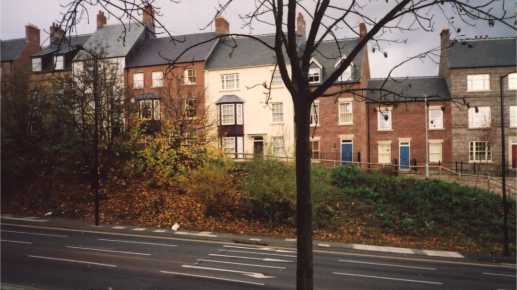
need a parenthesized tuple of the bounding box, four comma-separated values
(312, 38, 363, 83)
(448, 37, 517, 69)
(127, 32, 218, 68)
(216, 95, 245, 104)
(367, 77, 450, 103)
(0, 38, 26, 62)
(34, 34, 91, 57)
(206, 34, 363, 83)
(75, 23, 145, 60)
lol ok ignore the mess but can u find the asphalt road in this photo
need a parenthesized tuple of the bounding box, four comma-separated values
(1, 222, 515, 290)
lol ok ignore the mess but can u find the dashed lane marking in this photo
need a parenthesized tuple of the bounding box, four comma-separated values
(338, 259, 436, 271)
(132, 228, 146, 231)
(1, 239, 32, 245)
(1, 216, 48, 223)
(482, 272, 516, 278)
(1, 229, 67, 238)
(182, 264, 275, 279)
(112, 226, 126, 230)
(66, 245, 151, 256)
(28, 255, 117, 268)
(98, 238, 177, 247)
(159, 270, 264, 286)
(221, 249, 296, 258)
(208, 253, 293, 263)
(197, 258, 286, 270)
(333, 272, 443, 285)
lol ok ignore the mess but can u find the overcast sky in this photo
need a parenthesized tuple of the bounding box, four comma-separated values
(1, 0, 515, 77)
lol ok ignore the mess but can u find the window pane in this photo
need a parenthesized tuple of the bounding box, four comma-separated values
(272, 136, 284, 157)
(378, 110, 391, 130)
(222, 137, 236, 154)
(429, 108, 443, 129)
(378, 143, 391, 164)
(236, 103, 243, 124)
(339, 101, 353, 124)
(221, 104, 235, 125)
(272, 102, 283, 122)
(510, 106, 517, 127)
(509, 73, 517, 90)
(152, 71, 163, 87)
(310, 102, 319, 126)
(133, 73, 144, 89)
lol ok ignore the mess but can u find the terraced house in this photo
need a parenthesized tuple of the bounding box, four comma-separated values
(439, 29, 517, 174)
(205, 15, 371, 159)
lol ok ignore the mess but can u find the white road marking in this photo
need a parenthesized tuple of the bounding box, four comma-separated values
(338, 259, 436, 271)
(421, 250, 464, 258)
(112, 226, 126, 230)
(249, 238, 262, 241)
(132, 228, 146, 231)
(153, 229, 167, 233)
(318, 243, 331, 248)
(98, 238, 177, 247)
(182, 264, 274, 279)
(333, 272, 443, 285)
(1, 229, 67, 238)
(1, 239, 32, 245)
(221, 249, 296, 258)
(28, 255, 117, 268)
(209, 253, 292, 263)
(352, 244, 415, 254)
(66, 245, 151, 256)
(223, 245, 296, 253)
(197, 258, 286, 269)
(175, 231, 217, 238)
(159, 270, 264, 286)
(284, 238, 296, 242)
(482, 272, 516, 278)
(1, 216, 47, 223)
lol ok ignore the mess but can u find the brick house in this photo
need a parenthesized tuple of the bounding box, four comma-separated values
(439, 29, 517, 174)
(310, 23, 370, 164)
(366, 77, 452, 171)
(124, 21, 221, 133)
(1, 24, 41, 97)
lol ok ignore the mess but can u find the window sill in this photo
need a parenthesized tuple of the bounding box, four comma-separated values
(429, 128, 445, 131)
(467, 126, 491, 130)
(377, 129, 393, 132)
(220, 89, 240, 93)
(467, 89, 491, 93)
(468, 160, 493, 164)
(183, 83, 196, 86)
(339, 122, 353, 126)
(271, 122, 284, 125)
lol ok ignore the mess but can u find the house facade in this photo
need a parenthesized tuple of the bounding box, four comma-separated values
(367, 77, 452, 171)
(1, 24, 41, 97)
(439, 29, 517, 174)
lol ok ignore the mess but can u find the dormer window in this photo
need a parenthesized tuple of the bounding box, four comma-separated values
(54, 55, 64, 70)
(308, 59, 322, 84)
(336, 57, 353, 82)
(32, 58, 41, 72)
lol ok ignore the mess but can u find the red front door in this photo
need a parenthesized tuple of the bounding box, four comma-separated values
(512, 144, 517, 169)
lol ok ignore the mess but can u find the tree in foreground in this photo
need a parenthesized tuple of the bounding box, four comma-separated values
(58, 1, 515, 289)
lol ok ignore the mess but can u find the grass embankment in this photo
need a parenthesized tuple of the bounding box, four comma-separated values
(4, 159, 515, 255)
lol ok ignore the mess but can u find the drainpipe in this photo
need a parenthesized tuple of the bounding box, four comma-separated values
(425, 95, 429, 178)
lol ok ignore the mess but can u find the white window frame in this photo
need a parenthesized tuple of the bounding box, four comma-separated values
(221, 103, 235, 125)
(310, 101, 319, 127)
(428, 139, 443, 163)
(508, 73, 517, 90)
(310, 137, 320, 160)
(54, 55, 64, 70)
(377, 141, 392, 164)
(32, 57, 41, 72)
(271, 102, 284, 123)
(184, 68, 196, 85)
(222, 137, 236, 155)
(468, 106, 491, 128)
(133, 72, 144, 89)
(428, 106, 444, 130)
(335, 57, 353, 82)
(221, 73, 239, 90)
(467, 74, 490, 92)
(308, 67, 321, 84)
(184, 98, 197, 119)
(338, 98, 353, 125)
(272, 136, 285, 157)
(510, 106, 517, 128)
(151, 71, 164, 88)
(469, 141, 492, 162)
(236, 103, 243, 125)
(270, 70, 283, 86)
(138, 99, 160, 120)
(377, 107, 392, 131)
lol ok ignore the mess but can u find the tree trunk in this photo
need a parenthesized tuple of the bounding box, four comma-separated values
(294, 98, 313, 290)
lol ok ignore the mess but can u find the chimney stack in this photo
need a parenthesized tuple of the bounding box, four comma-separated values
(215, 16, 229, 34)
(25, 24, 40, 45)
(97, 11, 107, 29)
(359, 22, 367, 39)
(296, 12, 306, 38)
(50, 23, 65, 46)
(438, 28, 450, 79)
(143, 4, 155, 34)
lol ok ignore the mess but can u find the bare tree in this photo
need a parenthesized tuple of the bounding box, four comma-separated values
(58, 1, 515, 289)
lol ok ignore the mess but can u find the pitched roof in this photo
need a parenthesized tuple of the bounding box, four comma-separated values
(206, 34, 277, 70)
(206, 34, 363, 83)
(312, 38, 363, 83)
(126, 32, 218, 68)
(33, 34, 91, 57)
(448, 37, 517, 69)
(75, 23, 145, 60)
(367, 77, 450, 103)
(0, 38, 26, 62)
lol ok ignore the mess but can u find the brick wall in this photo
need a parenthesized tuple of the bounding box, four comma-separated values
(367, 100, 452, 168)
(448, 66, 517, 173)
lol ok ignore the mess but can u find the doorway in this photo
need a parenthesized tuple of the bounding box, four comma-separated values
(253, 136, 264, 158)
(399, 141, 410, 170)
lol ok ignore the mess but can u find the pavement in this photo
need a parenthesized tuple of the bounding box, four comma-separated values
(1, 215, 516, 290)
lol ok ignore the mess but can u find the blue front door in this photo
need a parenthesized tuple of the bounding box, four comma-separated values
(341, 141, 353, 164)
(399, 142, 410, 170)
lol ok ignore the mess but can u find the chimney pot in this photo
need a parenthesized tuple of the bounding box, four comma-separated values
(215, 16, 229, 34)
(359, 23, 367, 38)
(97, 11, 107, 29)
(296, 12, 305, 38)
(50, 23, 65, 46)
